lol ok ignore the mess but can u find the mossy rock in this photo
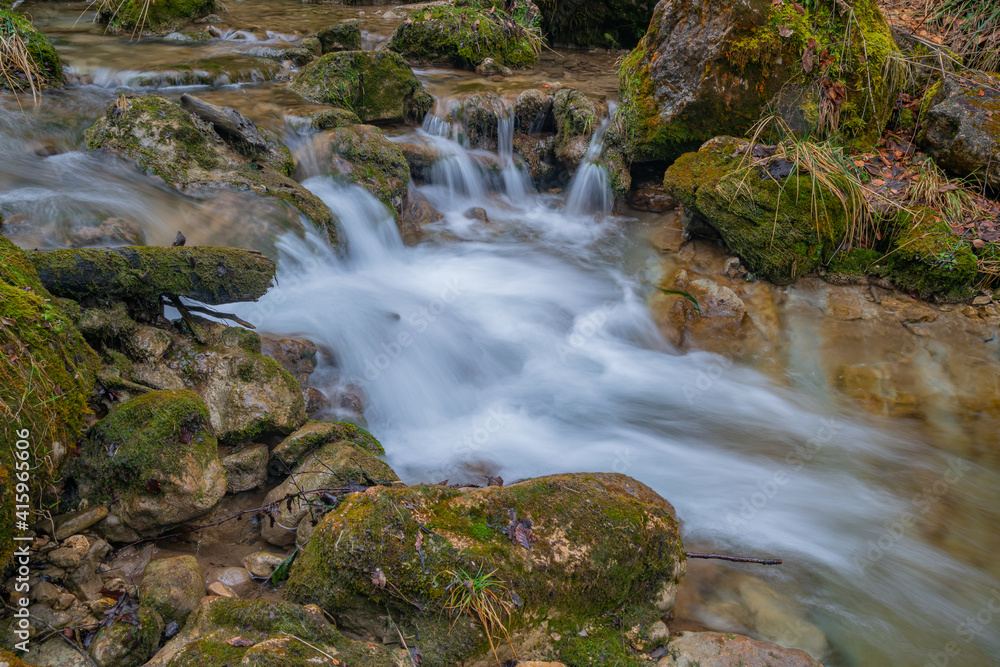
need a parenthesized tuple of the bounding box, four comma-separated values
(156, 597, 408, 667)
(101, 0, 216, 34)
(84, 95, 337, 246)
(131, 55, 280, 87)
(618, 0, 899, 162)
(553, 88, 598, 168)
(663, 137, 848, 283)
(885, 207, 977, 301)
(139, 556, 204, 625)
(67, 389, 226, 534)
(285, 472, 685, 665)
(0, 235, 99, 570)
(270, 420, 384, 475)
(323, 124, 411, 214)
(290, 50, 433, 124)
(0, 9, 63, 91)
(389, 0, 541, 70)
(534, 0, 653, 49)
(88, 606, 163, 667)
(317, 19, 362, 52)
(289, 107, 362, 132)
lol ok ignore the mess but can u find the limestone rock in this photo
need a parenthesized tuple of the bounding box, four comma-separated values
(139, 556, 205, 625)
(242, 551, 286, 578)
(656, 631, 823, 666)
(221, 444, 269, 494)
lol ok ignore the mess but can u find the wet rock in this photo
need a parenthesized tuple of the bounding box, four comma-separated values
(618, 0, 899, 161)
(260, 337, 318, 386)
(17, 637, 90, 667)
(656, 631, 823, 666)
(139, 556, 205, 626)
(143, 597, 407, 667)
(884, 207, 977, 301)
(131, 55, 280, 87)
(261, 440, 400, 547)
(0, 9, 63, 92)
(389, 0, 542, 70)
(286, 106, 361, 133)
(84, 95, 337, 246)
(31, 581, 63, 605)
(663, 137, 847, 284)
(553, 89, 598, 170)
(290, 50, 433, 124)
(476, 57, 512, 76)
(270, 420, 384, 475)
(918, 72, 1000, 190)
(515, 88, 554, 133)
(212, 567, 254, 596)
(312, 124, 411, 215)
(64, 217, 145, 248)
(29, 245, 277, 311)
(64, 537, 112, 602)
(71, 390, 227, 535)
(627, 185, 678, 212)
(221, 443, 269, 494)
(0, 237, 99, 570)
(316, 19, 362, 52)
(89, 606, 163, 667)
(463, 206, 489, 224)
(127, 325, 173, 361)
(242, 551, 286, 578)
(285, 472, 685, 664)
(304, 387, 332, 416)
(49, 505, 109, 540)
(206, 581, 236, 598)
(49, 534, 90, 569)
(396, 140, 440, 182)
(513, 133, 557, 185)
(401, 186, 444, 243)
(98, 0, 215, 34)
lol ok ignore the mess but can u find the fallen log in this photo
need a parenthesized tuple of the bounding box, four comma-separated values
(30, 246, 276, 307)
(180, 93, 269, 155)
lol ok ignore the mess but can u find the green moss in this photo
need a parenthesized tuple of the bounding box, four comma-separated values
(0, 648, 36, 667)
(886, 207, 977, 300)
(91, 606, 162, 667)
(69, 389, 217, 503)
(0, 236, 99, 569)
(290, 51, 433, 124)
(325, 124, 410, 214)
(826, 247, 882, 276)
(285, 473, 684, 666)
(317, 19, 362, 52)
(0, 9, 63, 91)
(106, 0, 215, 34)
(389, 0, 541, 69)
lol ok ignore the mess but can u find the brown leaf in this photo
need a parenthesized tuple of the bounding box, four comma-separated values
(145, 479, 161, 494)
(487, 475, 504, 487)
(228, 637, 254, 647)
(0, 316, 15, 327)
(792, 1, 805, 14)
(179, 426, 194, 445)
(802, 48, 814, 73)
(973, 239, 986, 248)
(512, 519, 537, 550)
(939, 184, 961, 192)
(778, 24, 794, 38)
(415, 531, 423, 552)
(371, 567, 387, 589)
(870, 178, 886, 187)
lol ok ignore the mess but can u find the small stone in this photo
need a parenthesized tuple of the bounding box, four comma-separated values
(475, 57, 512, 77)
(242, 551, 287, 578)
(463, 207, 489, 224)
(48, 505, 108, 540)
(87, 597, 118, 614)
(221, 443, 269, 494)
(49, 534, 91, 568)
(213, 566, 254, 596)
(31, 581, 62, 605)
(973, 295, 991, 305)
(208, 581, 238, 598)
(54, 593, 76, 611)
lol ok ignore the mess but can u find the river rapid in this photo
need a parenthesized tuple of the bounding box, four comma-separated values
(3, 2, 1000, 665)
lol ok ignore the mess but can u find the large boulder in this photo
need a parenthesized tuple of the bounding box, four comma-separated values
(535, 0, 653, 48)
(89, 606, 163, 667)
(662, 137, 847, 283)
(139, 556, 205, 626)
(285, 472, 685, 665)
(270, 420, 384, 474)
(618, 0, 899, 162)
(918, 71, 1000, 190)
(84, 95, 337, 245)
(144, 597, 409, 667)
(389, 0, 542, 70)
(0, 236, 99, 570)
(260, 439, 400, 547)
(69, 390, 227, 536)
(290, 51, 433, 124)
(0, 9, 63, 92)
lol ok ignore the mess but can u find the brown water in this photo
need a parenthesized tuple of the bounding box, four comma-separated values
(4, 2, 1000, 665)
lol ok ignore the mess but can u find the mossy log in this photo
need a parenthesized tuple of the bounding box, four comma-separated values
(29, 246, 276, 307)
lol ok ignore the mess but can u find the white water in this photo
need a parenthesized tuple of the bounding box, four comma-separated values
(227, 130, 1000, 665)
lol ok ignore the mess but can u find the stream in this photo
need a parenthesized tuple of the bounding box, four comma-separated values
(3, 2, 1000, 665)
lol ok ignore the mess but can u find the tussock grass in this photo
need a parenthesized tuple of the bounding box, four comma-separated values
(438, 566, 517, 663)
(922, 0, 1000, 72)
(0, 17, 40, 104)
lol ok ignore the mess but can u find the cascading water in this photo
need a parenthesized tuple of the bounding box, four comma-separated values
(564, 101, 617, 217)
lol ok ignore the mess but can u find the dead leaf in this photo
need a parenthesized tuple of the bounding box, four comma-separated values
(792, 1, 805, 14)
(802, 48, 814, 73)
(973, 239, 986, 248)
(228, 637, 254, 647)
(371, 567, 387, 589)
(145, 479, 161, 494)
(415, 530, 423, 552)
(487, 475, 503, 487)
(0, 316, 15, 327)
(778, 24, 794, 38)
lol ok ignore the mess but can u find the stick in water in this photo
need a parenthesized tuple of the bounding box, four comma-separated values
(685, 552, 783, 565)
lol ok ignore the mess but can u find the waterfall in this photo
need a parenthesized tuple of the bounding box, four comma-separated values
(564, 102, 618, 217)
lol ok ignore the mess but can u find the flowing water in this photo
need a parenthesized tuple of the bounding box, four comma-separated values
(3, 3, 1000, 665)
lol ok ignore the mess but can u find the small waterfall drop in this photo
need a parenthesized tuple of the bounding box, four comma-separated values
(564, 102, 618, 217)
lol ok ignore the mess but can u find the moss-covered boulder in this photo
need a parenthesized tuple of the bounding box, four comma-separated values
(884, 207, 977, 301)
(88, 606, 163, 667)
(261, 439, 400, 547)
(553, 88, 598, 169)
(0, 235, 99, 570)
(663, 137, 848, 283)
(290, 51, 433, 124)
(270, 420, 384, 475)
(84, 95, 337, 246)
(69, 390, 226, 536)
(146, 597, 409, 667)
(389, 0, 542, 70)
(314, 124, 411, 214)
(0, 9, 63, 92)
(99, 0, 215, 34)
(28, 246, 276, 312)
(285, 472, 685, 665)
(534, 0, 653, 48)
(618, 0, 899, 162)
(316, 19, 362, 52)
(918, 72, 1000, 190)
